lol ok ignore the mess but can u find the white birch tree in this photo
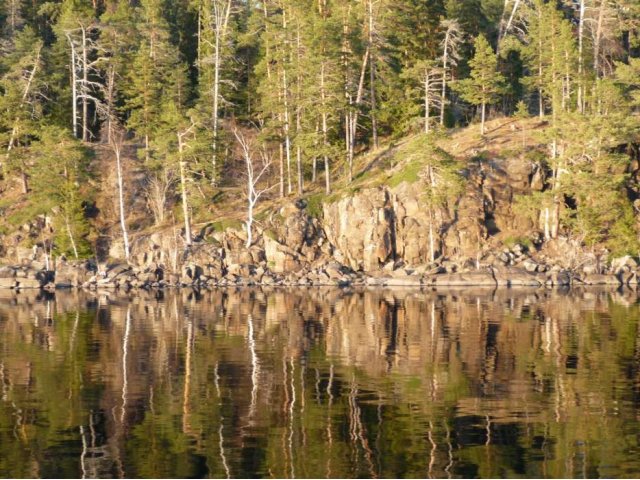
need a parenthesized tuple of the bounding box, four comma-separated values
(233, 129, 274, 248)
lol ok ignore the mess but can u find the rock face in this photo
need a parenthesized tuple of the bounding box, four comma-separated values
(481, 157, 544, 235)
(321, 156, 543, 272)
(0, 154, 636, 289)
(323, 188, 395, 271)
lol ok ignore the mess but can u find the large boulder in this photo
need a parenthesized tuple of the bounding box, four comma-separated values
(493, 267, 543, 287)
(264, 235, 301, 273)
(425, 271, 497, 287)
(323, 188, 395, 271)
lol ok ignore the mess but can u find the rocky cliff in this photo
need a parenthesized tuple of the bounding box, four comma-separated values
(1, 121, 638, 290)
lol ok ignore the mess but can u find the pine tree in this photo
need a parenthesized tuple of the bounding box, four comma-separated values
(99, 0, 139, 142)
(195, 0, 238, 186)
(0, 27, 44, 191)
(514, 99, 529, 148)
(31, 126, 93, 259)
(452, 34, 505, 134)
(124, 0, 186, 163)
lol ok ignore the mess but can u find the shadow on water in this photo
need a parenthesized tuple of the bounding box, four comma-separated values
(0, 286, 639, 478)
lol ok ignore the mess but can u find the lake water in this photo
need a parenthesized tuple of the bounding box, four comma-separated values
(1, 287, 639, 479)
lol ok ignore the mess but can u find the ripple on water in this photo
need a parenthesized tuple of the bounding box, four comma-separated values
(0, 287, 639, 478)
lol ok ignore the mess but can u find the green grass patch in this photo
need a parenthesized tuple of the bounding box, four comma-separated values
(503, 235, 533, 250)
(388, 160, 422, 188)
(264, 229, 278, 241)
(305, 193, 325, 219)
(5, 202, 43, 228)
(208, 218, 244, 233)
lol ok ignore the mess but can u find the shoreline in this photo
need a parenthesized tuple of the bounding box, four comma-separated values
(0, 263, 631, 291)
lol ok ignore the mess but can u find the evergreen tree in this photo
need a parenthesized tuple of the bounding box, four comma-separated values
(31, 126, 93, 259)
(452, 34, 505, 134)
(0, 27, 45, 190)
(124, 0, 186, 163)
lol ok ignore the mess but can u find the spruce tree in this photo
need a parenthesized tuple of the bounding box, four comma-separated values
(0, 27, 44, 190)
(452, 34, 505, 134)
(31, 126, 93, 259)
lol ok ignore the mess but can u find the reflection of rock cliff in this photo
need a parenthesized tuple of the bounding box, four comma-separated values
(1, 288, 639, 477)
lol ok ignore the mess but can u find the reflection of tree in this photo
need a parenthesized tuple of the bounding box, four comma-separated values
(0, 287, 640, 477)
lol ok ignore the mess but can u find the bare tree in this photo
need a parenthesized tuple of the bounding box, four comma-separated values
(177, 121, 199, 246)
(64, 22, 103, 141)
(497, 0, 522, 48)
(144, 171, 175, 226)
(418, 62, 443, 133)
(109, 125, 130, 262)
(439, 19, 463, 126)
(233, 129, 275, 248)
(346, 47, 370, 182)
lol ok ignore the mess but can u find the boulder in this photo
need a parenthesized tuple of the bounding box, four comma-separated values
(425, 271, 497, 287)
(0, 267, 16, 279)
(546, 270, 572, 286)
(494, 267, 543, 287)
(264, 235, 301, 273)
(323, 188, 395, 271)
(15, 278, 42, 289)
(384, 277, 422, 287)
(582, 274, 621, 285)
(0, 278, 16, 288)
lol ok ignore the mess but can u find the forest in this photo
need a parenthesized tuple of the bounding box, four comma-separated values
(1, 0, 640, 262)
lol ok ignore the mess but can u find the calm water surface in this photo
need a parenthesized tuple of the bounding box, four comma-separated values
(1, 287, 640, 478)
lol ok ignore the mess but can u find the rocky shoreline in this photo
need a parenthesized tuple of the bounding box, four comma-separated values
(0, 247, 634, 291)
(2, 166, 639, 292)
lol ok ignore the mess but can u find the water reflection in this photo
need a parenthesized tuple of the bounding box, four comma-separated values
(0, 287, 639, 478)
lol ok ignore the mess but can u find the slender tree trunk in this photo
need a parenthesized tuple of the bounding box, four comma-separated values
(212, 32, 221, 185)
(197, 6, 202, 71)
(114, 142, 130, 261)
(367, 0, 378, 148)
(296, 23, 304, 194)
(537, 6, 544, 118)
(550, 140, 561, 239)
(498, 0, 521, 48)
(105, 67, 116, 144)
(349, 48, 370, 180)
(178, 133, 192, 246)
(563, 49, 571, 111)
(312, 157, 317, 183)
(321, 62, 330, 194)
(144, 134, 150, 163)
(278, 5, 293, 195)
(424, 71, 431, 133)
(20, 169, 29, 194)
(67, 33, 79, 138)
(81, 26, 89, 142)
(594, 0, 606, 78)
(246, 201, 254, 248)
(65, 214, 79, 259)
(211, 0, 232, 186)
(343, 10, 353, 182)
(577, 0, 585, 113)
(279, 142, 285, 198)
(440, 33, 449, 126)
(481, 101, 486, 135)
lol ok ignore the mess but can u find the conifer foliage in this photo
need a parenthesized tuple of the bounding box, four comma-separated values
(0, 0, 639, 257)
